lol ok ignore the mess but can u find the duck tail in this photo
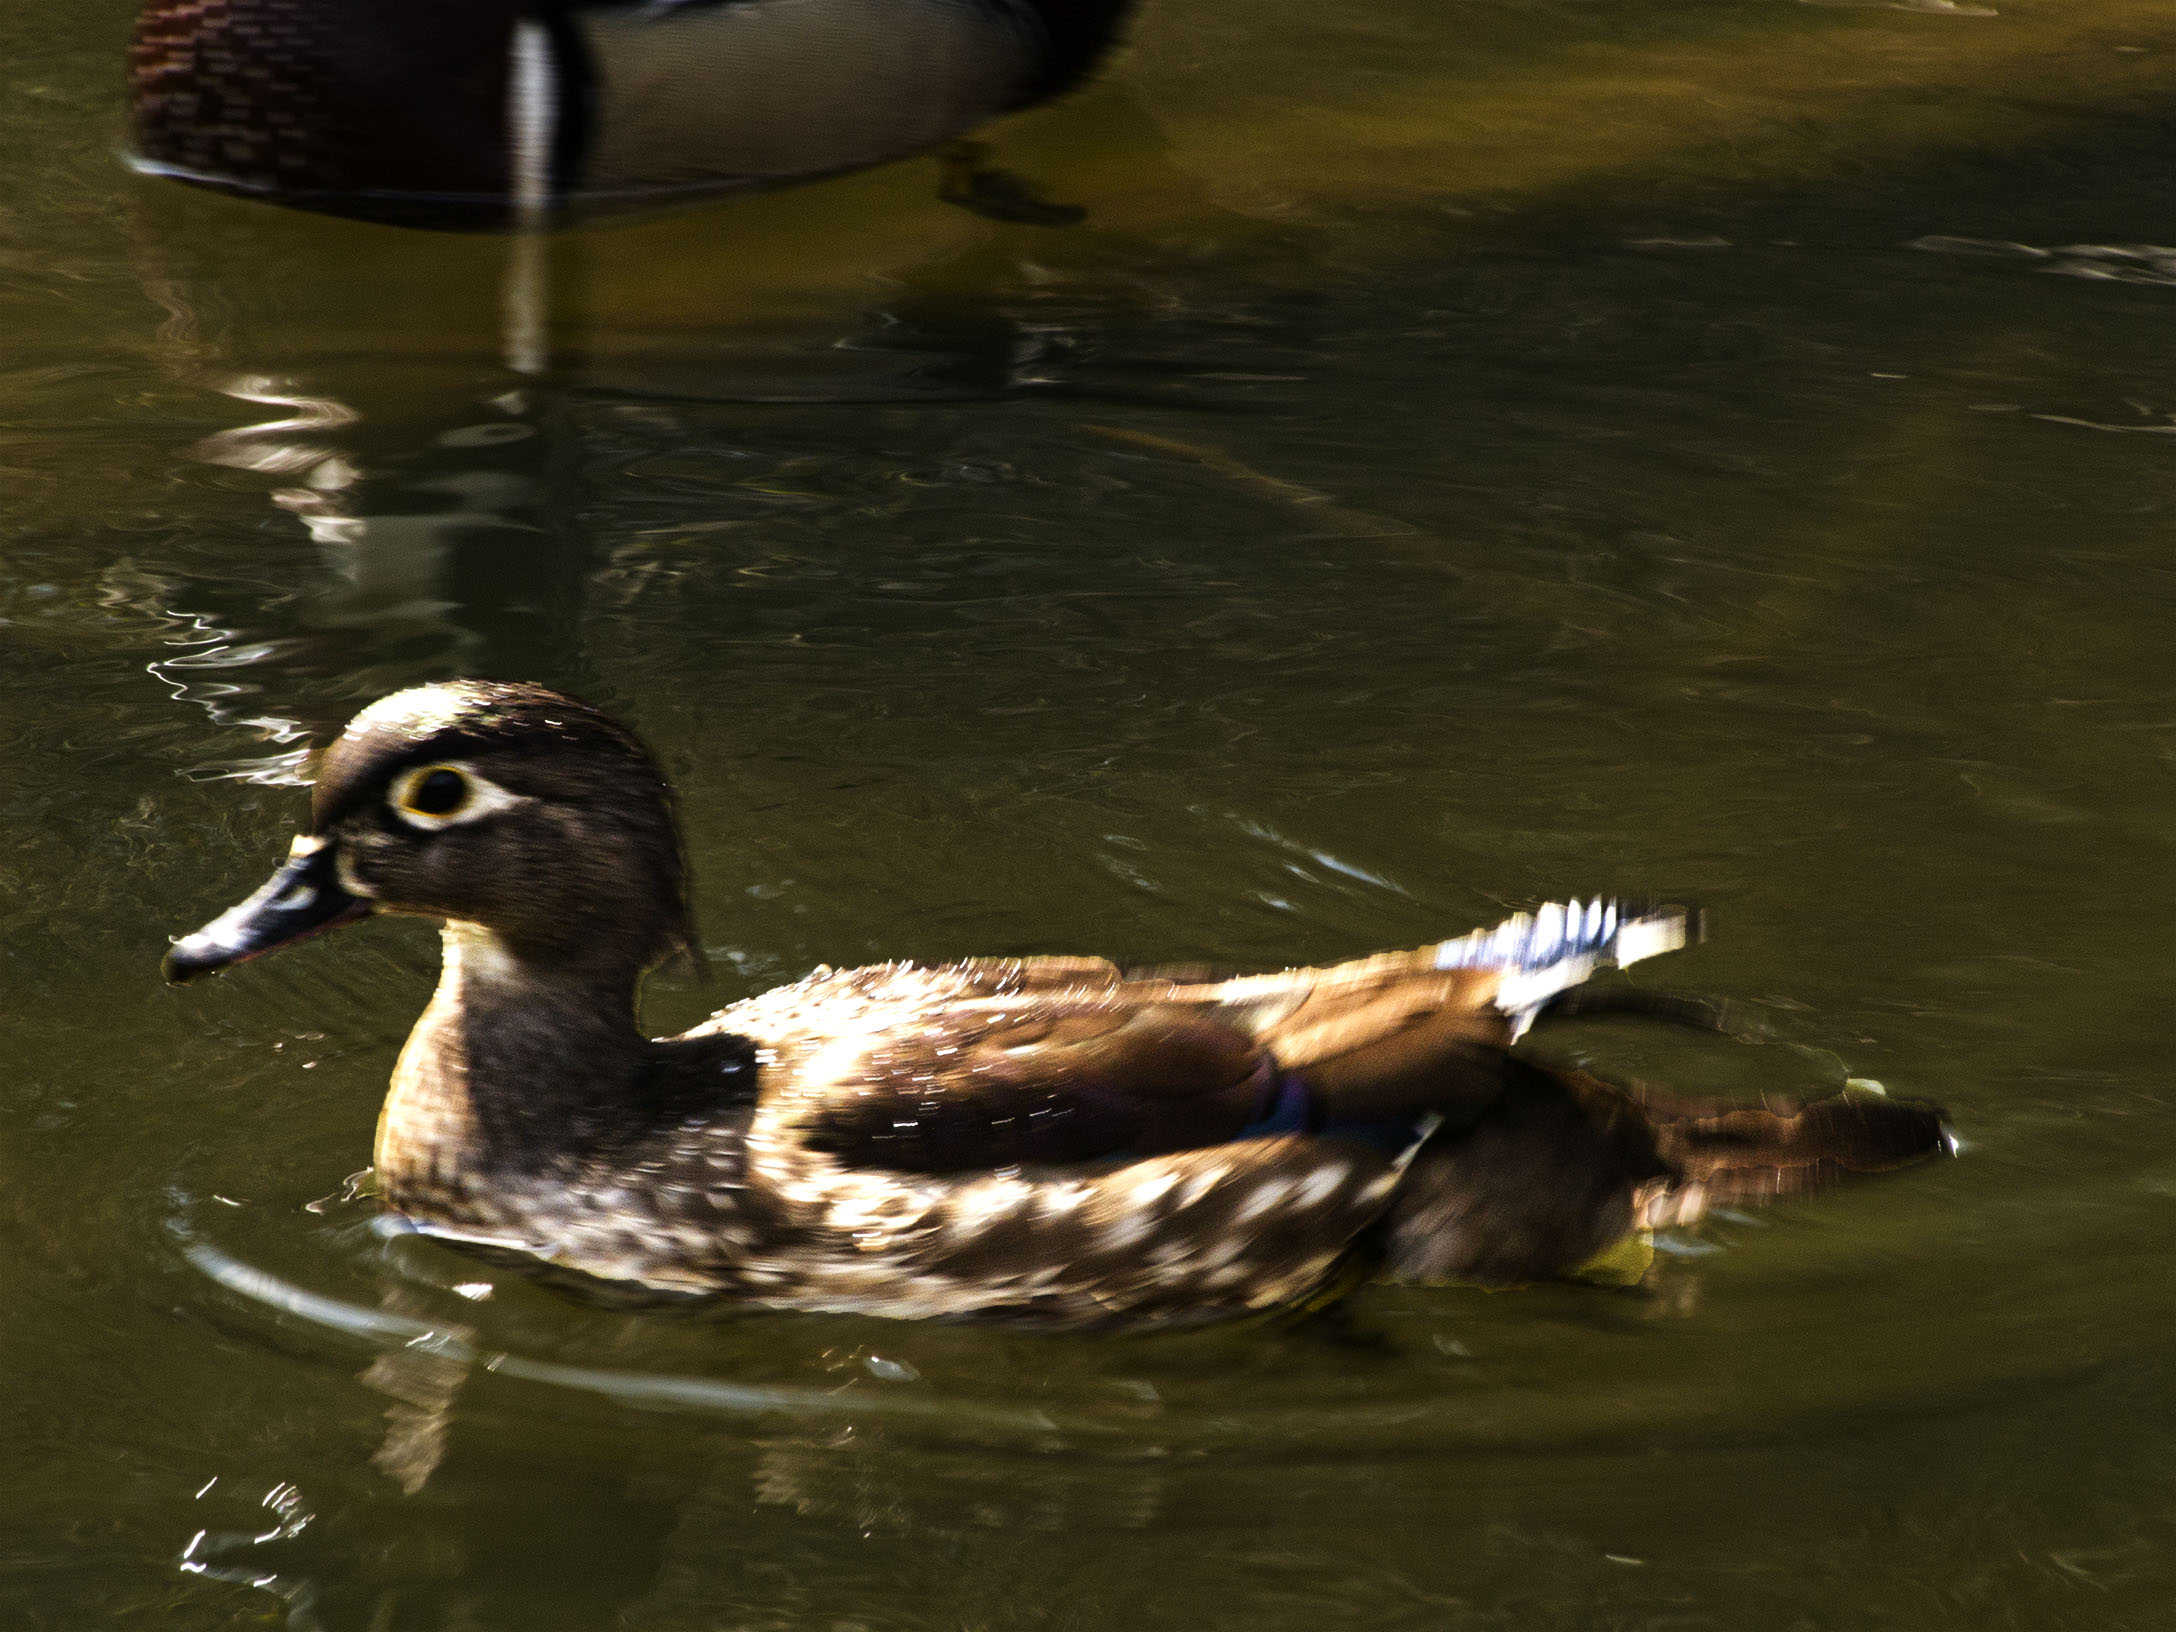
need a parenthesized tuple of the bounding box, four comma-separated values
(1428, 900, 1698, 1037)
(1375, 1068, 1951, 1286)
(1628, 1083, 1953, 1225)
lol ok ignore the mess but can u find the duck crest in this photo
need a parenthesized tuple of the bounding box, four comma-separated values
(167, 683, 1953, 1327)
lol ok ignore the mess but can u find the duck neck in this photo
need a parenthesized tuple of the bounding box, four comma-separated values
(380, 921, 651, 1192)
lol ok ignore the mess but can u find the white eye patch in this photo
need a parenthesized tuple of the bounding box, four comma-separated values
(386, 761, 530, 832)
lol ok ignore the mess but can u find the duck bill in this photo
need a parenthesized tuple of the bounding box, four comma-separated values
(163, 836, 370, 984)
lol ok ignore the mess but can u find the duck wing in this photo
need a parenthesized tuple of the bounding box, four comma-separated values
(697, 960, 1433, 1323)
(742, 903, 1689, 1174)
(751, 959, 1279, 1171)
(754, 951, 1517, 1173)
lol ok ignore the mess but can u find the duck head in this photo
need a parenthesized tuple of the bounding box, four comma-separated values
(164, 681, 691, 983)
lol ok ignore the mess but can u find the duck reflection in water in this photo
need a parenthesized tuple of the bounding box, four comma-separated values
(127, 0, 1134, 229)
(149, 375, 600, 728)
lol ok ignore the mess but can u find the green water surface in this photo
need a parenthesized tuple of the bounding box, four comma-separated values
(6, 0, 2176, 1626)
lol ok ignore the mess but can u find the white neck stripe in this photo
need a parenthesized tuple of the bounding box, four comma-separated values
(503, 20, 558, 375)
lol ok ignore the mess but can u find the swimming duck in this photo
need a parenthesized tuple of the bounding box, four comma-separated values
(128, 0, 1132, 229)
(164, 681, 1947, 1327)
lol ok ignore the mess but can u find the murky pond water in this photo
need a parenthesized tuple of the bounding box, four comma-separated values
(8, 0, 2176, 1625)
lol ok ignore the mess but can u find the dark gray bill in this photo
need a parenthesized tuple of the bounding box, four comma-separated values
(163, 837, 369, 984)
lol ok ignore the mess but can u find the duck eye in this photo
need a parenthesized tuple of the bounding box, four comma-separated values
(397, 766, 472, 821)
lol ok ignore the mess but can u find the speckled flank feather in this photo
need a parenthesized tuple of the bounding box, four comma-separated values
(169, 682, 1952, 1326)
(699, 962, 1429, 1323)
(381, 956, 1437, 1324)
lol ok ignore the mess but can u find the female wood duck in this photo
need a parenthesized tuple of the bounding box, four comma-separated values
(164, 681, 1947, 1327)
(128, 0, 1133, 229)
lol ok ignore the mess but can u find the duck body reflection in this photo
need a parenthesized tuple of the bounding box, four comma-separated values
(164, 681, 1948, 1328)
(128, 0, 1133, 228)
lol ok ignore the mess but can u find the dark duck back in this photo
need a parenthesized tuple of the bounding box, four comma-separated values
(164, 681, 1950, 1327)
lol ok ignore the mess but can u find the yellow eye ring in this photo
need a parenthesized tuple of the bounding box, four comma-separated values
(391, 764, 474, 827)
